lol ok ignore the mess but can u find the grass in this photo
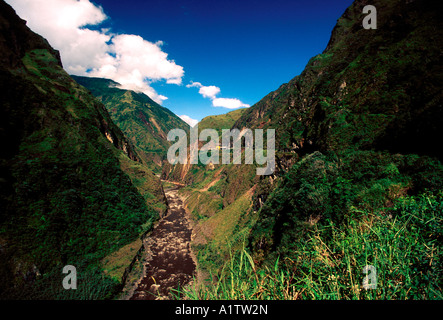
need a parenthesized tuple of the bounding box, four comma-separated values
(178, 241, 300, 300)
(292, 193, 442, 299)
(117, 150, 167, 216)
(102, 238, 142, 282)
(179, 192, 442, 300)
(198, 108, 247, 136)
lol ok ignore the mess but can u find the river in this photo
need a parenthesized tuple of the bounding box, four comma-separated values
(129, 184, 196, 300)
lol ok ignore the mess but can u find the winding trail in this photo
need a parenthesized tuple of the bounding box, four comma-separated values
(129, 185, 196, 300)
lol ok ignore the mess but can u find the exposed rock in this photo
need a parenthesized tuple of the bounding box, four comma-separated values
(129, 185, 196, 300)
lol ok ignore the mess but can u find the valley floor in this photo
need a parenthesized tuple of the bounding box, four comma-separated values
(124, 184, 197, 300)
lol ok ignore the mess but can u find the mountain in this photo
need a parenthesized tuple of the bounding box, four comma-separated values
(244, 0, 443, 299)
(244, 0, 443, 249)
(0, 1, 165, 299)
(233, 0, 443, 161)
(2, 0, 442, 301)
(197, 108, 247, 135)
(71, 75, 189, 172)
(170, 0, 443, 299)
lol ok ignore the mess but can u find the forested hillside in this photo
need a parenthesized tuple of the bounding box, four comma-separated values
(0, 1, 165, 299)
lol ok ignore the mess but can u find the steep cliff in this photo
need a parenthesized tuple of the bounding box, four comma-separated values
(243, 0, 443, 296)
(0, 1, 162, 299)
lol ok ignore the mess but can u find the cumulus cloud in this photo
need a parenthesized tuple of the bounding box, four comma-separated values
(186, 81, 249, 109)
(198, 86, 220, 99)
(186, 81, 220, 99)
(179, 115, 199, 127)
(212, 98, 250, 109)
(6, 0, 184, 104)
(89, 34, 183, 102)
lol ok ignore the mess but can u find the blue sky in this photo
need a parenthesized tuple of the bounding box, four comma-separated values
(8, 0, 354, 125)
(93, 0, 353, 124)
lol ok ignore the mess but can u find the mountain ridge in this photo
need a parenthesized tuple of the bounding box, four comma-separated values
(233, 0, 443, 161)
(71, 75, 189, 171)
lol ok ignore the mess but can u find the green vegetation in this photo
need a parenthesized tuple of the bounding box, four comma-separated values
(1, 0, 442, 301)
(71, 75, 189, 173)
(173, 0, 443, 300)
(178, 149, 442, 300)
(249, 150, 443, 260)
(117, 150, 167, 216)
(191, 189, 255, 272)
(198, 108, 247, 136)
(0, 2, 162, 299)
(181, 192, 442, 299)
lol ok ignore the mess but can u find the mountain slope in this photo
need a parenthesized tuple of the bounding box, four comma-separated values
(244, 0, 443, 298)
(0, 1, 163, 299)
(234, 0, 443, 161)
(71, 75, 189, 172)
(178, 0, 443, 299)
(197, 108, 247, 135)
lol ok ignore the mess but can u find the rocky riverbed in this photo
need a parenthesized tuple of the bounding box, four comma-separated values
(129, 185, 196, 300)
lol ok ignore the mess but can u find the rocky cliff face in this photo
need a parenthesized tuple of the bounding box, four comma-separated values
(0, 2, 61, 69)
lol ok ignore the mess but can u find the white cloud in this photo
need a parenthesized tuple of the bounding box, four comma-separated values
(6, 0, 184, 104)
(186, 81, 249, 109)
(186, 81, 220, 99)
(212, 98, 250, 109)
(198, 85, 220, 99)
(186, 81, 202, 88)
(89, 34, 183, 103)
(179, 115, 198, 127)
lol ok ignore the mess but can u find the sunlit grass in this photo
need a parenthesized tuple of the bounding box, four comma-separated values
(178, 193, 442, 300)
